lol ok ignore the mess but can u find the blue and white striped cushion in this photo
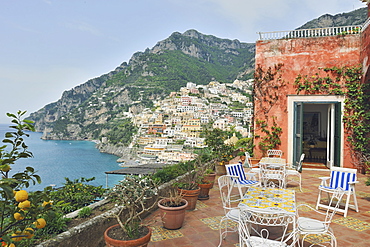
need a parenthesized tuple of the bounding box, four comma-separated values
(227, 164, 247, 181)
(237, 179, 258, 185)
(328, 170, 356, 191)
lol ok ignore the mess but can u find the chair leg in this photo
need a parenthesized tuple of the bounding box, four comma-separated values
(316, 190, 322, 210)
(344, 192, 351, 217)
(298, 174, 302, 192)
(352, 188, 359, 212)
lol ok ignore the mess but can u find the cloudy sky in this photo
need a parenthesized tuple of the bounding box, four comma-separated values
(0, 0, 366, 123)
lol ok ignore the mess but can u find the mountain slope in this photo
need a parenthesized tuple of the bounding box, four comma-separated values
(29, 29, 255, 141)
(297, 7, 367, 29)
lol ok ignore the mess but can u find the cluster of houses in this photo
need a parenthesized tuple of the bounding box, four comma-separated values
(130, 80, 253, 164)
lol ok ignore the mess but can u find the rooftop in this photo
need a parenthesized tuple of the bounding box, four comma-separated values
(144, 168, 370, 247)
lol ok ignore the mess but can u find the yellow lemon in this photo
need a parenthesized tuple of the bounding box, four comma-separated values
(13, 212, 24, 221)
(42, 201, 52, 207)
(11, 232, 23, 241)
(4, 244, 16, 247)
(18, 200, 31, 209)
(15, 190, 28, 202)
(23, 228, 34, 239)
(33, 218, 46, 229)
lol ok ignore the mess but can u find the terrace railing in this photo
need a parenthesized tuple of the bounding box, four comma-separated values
(257, 25, 363, 41)
(362, 17, 370, 32)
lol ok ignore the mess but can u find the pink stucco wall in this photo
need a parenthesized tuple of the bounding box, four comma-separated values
(254, 34, 362, 167)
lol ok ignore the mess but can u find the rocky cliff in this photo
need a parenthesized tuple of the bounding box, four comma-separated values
(28, 29, 255, 143)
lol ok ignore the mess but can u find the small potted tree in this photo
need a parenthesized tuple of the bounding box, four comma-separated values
(174, 161, 201, 210)
(157, 190, 188, 229)
(104, 175, 159, 247)
(202, 163, 216, 188)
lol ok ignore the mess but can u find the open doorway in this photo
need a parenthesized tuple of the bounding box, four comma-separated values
(290, 97, 343, 170)
(302, 104, 329, 165)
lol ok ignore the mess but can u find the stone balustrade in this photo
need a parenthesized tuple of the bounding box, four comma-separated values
(257, 25, 363, 40)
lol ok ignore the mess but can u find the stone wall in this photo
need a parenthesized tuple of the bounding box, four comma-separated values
(36, 172, 194, 247)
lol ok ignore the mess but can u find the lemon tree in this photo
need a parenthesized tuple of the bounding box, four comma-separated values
(0, 111, 55, 246)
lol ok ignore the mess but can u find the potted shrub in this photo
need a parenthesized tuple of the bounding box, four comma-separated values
(198, 178, 213, 200)
(175, 163, 201, 210)
(203, 166, 216, 188)
(176, 175, 200, 210)
(104, 175, 159, 247)
(157, 190, 188, 230)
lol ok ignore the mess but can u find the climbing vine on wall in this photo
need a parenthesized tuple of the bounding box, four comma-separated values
(254, 63, 286, 115)
(294, 65, 370, 170)
(253, 64, 286, 153)
(255, 118, 283, 155)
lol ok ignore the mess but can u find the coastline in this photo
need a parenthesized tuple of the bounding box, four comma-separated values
(95, 142, 138, 163)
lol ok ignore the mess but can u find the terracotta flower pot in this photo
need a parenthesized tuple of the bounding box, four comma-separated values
(203, 172, 216, 188)
(158, 198, 188, 230)
(104, 224, 152, 247)
(198, 182, 213, 200)
(177, 187, 200, 210)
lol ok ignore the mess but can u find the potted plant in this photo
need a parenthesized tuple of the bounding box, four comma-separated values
(176, 170, 200, 210)
(157, 190, 188, 230)
(175, 161, 202, 210)
(202, 166, 216, 189)
(198, 178, 213, 200)
(104, 175, 159, 247)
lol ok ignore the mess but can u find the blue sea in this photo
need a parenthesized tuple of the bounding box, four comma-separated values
(0, 124, 124, 191)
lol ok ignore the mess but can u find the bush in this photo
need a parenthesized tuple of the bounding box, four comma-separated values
(78, 207, 92, 218)
(50, 177, 107, 214)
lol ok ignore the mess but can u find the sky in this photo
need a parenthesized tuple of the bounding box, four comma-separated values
(0, 0, 366, 124)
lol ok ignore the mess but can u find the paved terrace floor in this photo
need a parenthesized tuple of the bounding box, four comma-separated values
(144, 169, 370, 247)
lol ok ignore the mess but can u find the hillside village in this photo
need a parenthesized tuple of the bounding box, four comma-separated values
(112, 79, 254, 164)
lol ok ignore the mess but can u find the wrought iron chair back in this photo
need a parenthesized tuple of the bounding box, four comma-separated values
(260, 163, 286, 189)
(267, 149, 283, 158)
(239, 207, 296, 246)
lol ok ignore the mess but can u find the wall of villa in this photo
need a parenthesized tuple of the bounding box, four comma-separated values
(361, 19, 370, 83)
(254, 34, 362, 167)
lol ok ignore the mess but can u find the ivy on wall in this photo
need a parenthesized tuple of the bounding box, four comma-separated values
(294, 65, 370, 171)
(253, 64, 286, 154)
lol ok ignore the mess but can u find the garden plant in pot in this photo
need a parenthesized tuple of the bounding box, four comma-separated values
(202, 163, 216, 189)
(175, 162, 201, 211)
(157, 190, 188, 230)
(104, 175, 159, 247)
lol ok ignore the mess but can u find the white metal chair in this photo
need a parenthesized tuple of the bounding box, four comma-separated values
(244, 152, 261, 172)
(226, 163, 260, 196)
(297, 188, 346, 247)
(316, 167, 359, 217)
(259, 163, 286, 189)
(238, 206, 297, 247)
(285, 153, 305, 191)
(267, 149, 283, 158)
(218, 175, 243, 247)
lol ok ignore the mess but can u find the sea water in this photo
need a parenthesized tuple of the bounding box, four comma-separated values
(0, 124, 124, 191)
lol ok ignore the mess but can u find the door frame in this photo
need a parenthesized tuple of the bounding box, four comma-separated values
(287, 95, 345, 168)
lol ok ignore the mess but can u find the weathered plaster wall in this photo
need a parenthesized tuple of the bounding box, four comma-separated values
(254, 34, 361, 167)
(361, 22, 370, 82)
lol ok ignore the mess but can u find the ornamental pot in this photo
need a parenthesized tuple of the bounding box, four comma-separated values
(177, 187, 200, 210)
(198, 182, 213, 200)
(104, 224, 152, 247)
(203, 172, 216, 188)
(158, 198, 188, 229)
